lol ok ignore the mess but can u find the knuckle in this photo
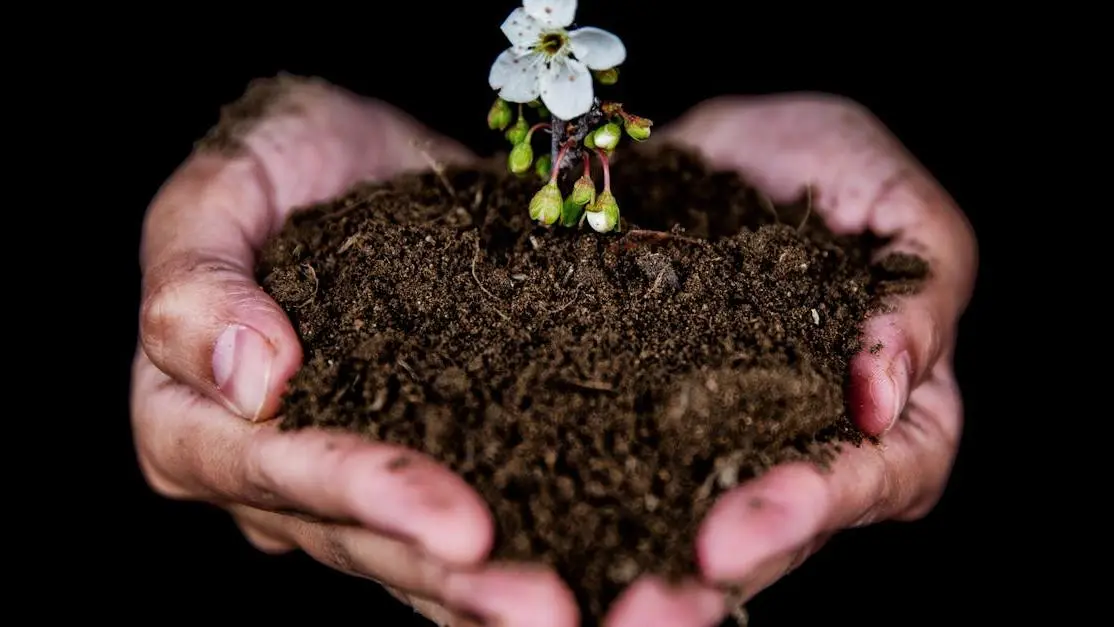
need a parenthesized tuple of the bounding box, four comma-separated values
(136, 447, 193, 500)
(139, 252, 247, 355)
(316, 528, 365, 577)
(235, 518, 296, 554)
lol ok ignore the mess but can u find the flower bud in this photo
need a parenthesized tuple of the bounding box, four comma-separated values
(586, 190, 620, 233)
(535, 154, 553, 180)
(593, 68, 619, 85)
(488, 98, 513, 131)
(508, 142, 534, 175)
(623, 115, 653, 142)
(529, 181, 563, 225)
(571, 175, 595, 206)
(583, 131, 597, 149)
(592, 123, 621, 151)
(560, 194, 585, 227)
(505, 115, 529, 145)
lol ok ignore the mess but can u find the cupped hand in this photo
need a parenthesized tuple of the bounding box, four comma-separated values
(601, 96, 978, 626)
(130, 76, 578, 627)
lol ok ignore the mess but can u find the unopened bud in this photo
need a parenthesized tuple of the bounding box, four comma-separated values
(508, 142, 534, 175)
(488, 98, 513, 131)
(529, 181, 563, 225)
(592, 123, 621, 151)
(505, 115, 529, 145)
(624, 115, 653, 141)
(583, 131, 597, 149)
(586, 190, 620, 233)
(560, 194, 585, 227)
(593, 68, 619, 85)
(571, 175, 595, 206)
(535, 154, 553, 180)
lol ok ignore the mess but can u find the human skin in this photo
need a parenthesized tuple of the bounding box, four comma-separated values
(131, 77, 976, 627)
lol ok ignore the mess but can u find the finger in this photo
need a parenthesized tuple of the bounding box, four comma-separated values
(719, 532, 832, 607)
(698, 373, 959, 583)
(228, 506, 298, 554)
(140, 75, 473, 421)
(663, 95, 977, 434)
(443, 564, 579, 627)
(384, 586, 483, 627)
(230, 505, 482, 626)
(232, 504, 455, 597)
(133, 354, 492, 566)
(605, 577, 725, 627)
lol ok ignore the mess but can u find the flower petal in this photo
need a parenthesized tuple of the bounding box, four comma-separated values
(524, 0, 576, 28)
(501, 7, 545, 54)
(569, 27, 626, 70)
(495, 52, 544, 103)
(540, 58, 593, 120)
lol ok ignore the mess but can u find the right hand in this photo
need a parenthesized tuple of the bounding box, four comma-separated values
(130, 76, 579, 627)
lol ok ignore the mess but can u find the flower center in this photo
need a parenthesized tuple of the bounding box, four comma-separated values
(537, 31, 568, 57)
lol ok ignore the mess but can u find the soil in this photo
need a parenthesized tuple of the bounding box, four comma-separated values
(257, 144, 927, 625)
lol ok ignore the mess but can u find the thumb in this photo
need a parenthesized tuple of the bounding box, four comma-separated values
(139, 154, 303, 421)
(139, 76, 473, 420)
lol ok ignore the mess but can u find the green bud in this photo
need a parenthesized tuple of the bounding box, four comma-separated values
(505, 115, 529, 145)
(585, 190, 620, 233)
(593, 68, 619, 85)
(535, 154, 553, 180)
(593, 123, 621, 151)
(488, 98, 513, 131)
(528, 100, 551, 117)
(560, 194, 585, 227)
(623, 114, 653, 142)
(571, 175, 595, 206)
(529, 181, 563, 225)
(583, 131, 596, 149)
(508, 142, 535, 175)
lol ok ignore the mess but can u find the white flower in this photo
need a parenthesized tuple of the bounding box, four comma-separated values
(488, 0, 626, 120)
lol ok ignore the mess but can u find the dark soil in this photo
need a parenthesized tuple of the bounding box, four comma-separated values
(257, 145, 927, 624)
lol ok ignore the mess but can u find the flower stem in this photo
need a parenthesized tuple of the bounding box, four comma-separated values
(529, 122, 551, 135)
(550, 114, 565, 172)
(550, 140, 575, 184)
(595, 148, 611, 191)
(583, 154, 591, 178)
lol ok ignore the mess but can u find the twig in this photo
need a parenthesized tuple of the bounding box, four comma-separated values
(325, 190, 391, 222)
(410, 138, 457, 197)
(541, 284, 581, 315)
(296, 263, 319, 309)
(471, 237, 511, 321)
(645, 268, 668, 299)
(756, 191, 780, 224)
(797, 184, 814, 232)
(396, 358, 417, 381)
(559, 379, 614, 392)
(608, 229, 708, 254)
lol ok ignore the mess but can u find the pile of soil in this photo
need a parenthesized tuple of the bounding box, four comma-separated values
(257, 145, 927, 624)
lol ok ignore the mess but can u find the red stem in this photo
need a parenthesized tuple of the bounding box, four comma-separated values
(550, 140, 575, 184)
(595, 148, 611, 190)
(529, 122, 551, 135)
(583, 155, 591, 178)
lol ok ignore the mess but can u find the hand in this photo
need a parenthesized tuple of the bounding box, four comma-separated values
(601, 96, 978, 626)
(131, 76, 579, 627)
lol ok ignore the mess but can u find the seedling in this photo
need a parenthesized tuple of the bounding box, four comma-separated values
(487, 0, 654, 233)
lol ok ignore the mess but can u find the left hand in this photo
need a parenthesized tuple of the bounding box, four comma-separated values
(602, 95, 978, 626)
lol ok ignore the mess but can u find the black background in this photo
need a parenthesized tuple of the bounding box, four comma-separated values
(106, 3, 1011, 624)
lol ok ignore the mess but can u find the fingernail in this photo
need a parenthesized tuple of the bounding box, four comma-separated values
(884, 351, 912, 433)
(213, 324, 275, 420)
